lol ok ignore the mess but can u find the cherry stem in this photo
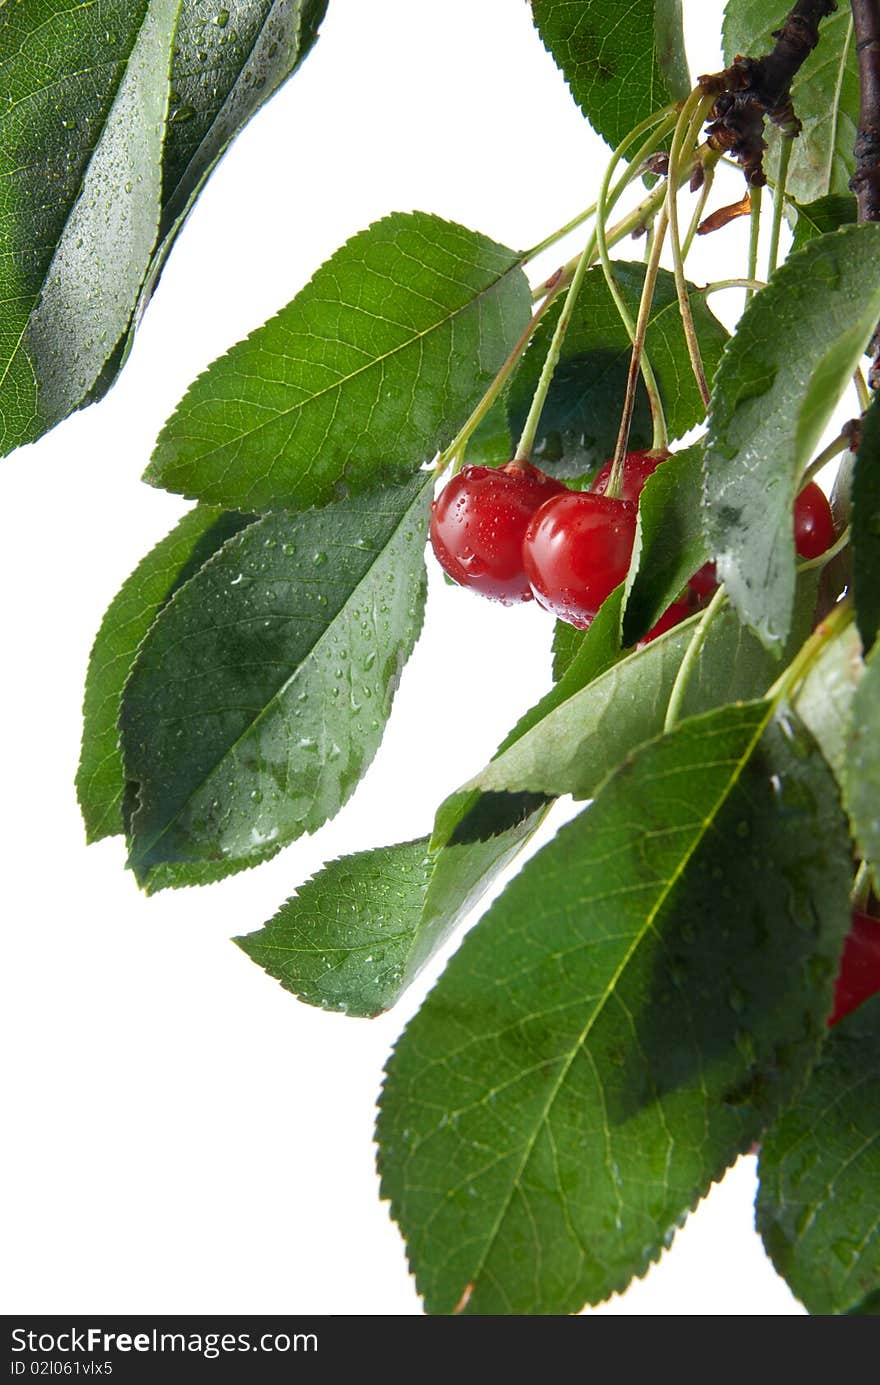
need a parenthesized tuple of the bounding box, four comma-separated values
(746, 183, 763, 305)
(852, 859, 873, 910)
(680, 148, 719, 258)
(767, 596, 853, 705)
(521, 201, 599, 265)
(516, 105, 677, 465)
(596, 111, 678, 460)
(434, 291, 559, 476)
(699, 277, 767, 295)
(514, 227, 598, 462)
(767, 134, 794, 277)
(667, 90, 715, 408)
(605, 207, 670, 494)
(799, 427, 854, 488)
(855, 365, 871, 412)
(663, 582, 728, 733)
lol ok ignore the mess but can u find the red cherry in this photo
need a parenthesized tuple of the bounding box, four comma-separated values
(429, 462, 567, 604)
(638, 600, 691, 646)
(829, 910, 880, 1026)
(688, 561, 718, 601)
(590, 449, 668, 505)
(522, 491, 638, 627)
(794, 481, 835, 560)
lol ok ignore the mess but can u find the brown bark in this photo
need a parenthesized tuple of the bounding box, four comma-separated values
(701, 0, 837, 185)
(851, 0, 880, 222)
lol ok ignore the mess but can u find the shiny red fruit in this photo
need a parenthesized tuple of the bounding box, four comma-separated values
(429, 462, 567, 604)
(591, 448, 668, 504)
(688, 561, 718, 601)
(829, 910, 880, 1026)
(522, 491, 638, 627)
(794, 481, 835, 560)
(638, 600, 691, 646)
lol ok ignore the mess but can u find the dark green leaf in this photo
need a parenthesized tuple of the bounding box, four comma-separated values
(623, 443, 708, 644)
(757, 995, 880, 1315)
(704, 225, 880, 649)
(0, 0, 178, 454)
(844, 640, 880, 872)
(235, 807, 544, 1018)
(791, 195, 858, 255)
(852, 397, 880, 652)
(435, 593, 818, 840)
(78, 505, 253, 843)
(507, 264, 727, 480)
(121, 474, 431, 892)
(378, 703, 852, 1315)
(161, 1, 327, 233)
(146, 213, 532, 512)
(723, 0, 858, 204)
(530, 1, 689, 150)
(463, 396, 512, 467)
(433, 587, 626, 849)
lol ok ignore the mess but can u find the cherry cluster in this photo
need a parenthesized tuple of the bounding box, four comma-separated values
(429, 451, 835, 636)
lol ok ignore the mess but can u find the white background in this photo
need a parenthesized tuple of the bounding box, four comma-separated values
(1, 0, 810, 1315)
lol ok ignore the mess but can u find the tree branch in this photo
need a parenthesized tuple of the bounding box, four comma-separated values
(851, 0, 880, 221)
(700, 0, 837, 185)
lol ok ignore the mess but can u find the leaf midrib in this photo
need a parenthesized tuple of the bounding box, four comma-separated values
(128, 479, 429, 872)
(451, 701, 772, 1313)
(155, 252, 522, 474)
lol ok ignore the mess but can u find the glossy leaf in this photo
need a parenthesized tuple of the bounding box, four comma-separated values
(623, 443, 707, 645)
(723, 0, 858, 204)
(852, 396, 880, 652)
(235, 808, 543, 1018)
(507, 264, 727, 480)
(78, 505, 253, 843)
(0, 0, 178, 454)
(146, 213, 533, 512)
(704, 225, 880, 649)
(794, 620, 863, 789)
(530, 1, 689, 150)
(791, 195, 858, 255)
(434, 595, 814, 844)
(121, 475, 431, 892)
(378, 703, 852, 1315)
(107, 0, 328, 379)
(844, 640, 880, 872)
(757, 995, 880, 1315)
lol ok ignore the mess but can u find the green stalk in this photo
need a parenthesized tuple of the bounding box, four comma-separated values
(746, 183, 763, 303)
(663, 583, 727, 733)
(767, 136, 793, 277)
(666, 90, 716, 408)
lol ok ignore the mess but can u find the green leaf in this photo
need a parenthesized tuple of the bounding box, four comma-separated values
(507, 264, 727, 480)
(0, 0, 179, 454)
(78, 505, 253, 843)
(723, 0, 858, 204)
(757, 995, 880, 1315)
(121, 474, 431, 892)
(551, 619, 588, 680)
(378, 703, 852, 1315)
(844, 640, 880, 873)
(794, 620, 864, 788)
(102, 0, 328, 384)
(235, 806, 544, 1018)
(704, 225, 880, 649)
(791, 195, 858, 255)
(462, 396, 513, 467)
(529, 1, 689, 150)
(852, 397, 880, 653)
(435, 595, 815, 841)
(623, 443, 708, 645)
(146, 213, 533, 512)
